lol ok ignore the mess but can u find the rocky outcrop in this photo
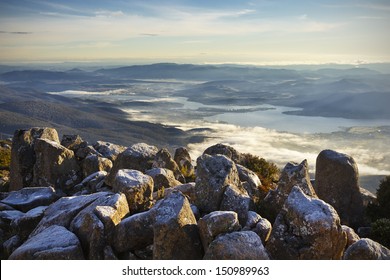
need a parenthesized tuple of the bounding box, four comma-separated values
(33, 138, 80, 192)
(315, 149, 365, 228)
(194, 154, 240, 213)
(3, 127, 389, 260)
(9, 225, 84, 260)
(153, 191, 203, 259)
(266, 186, 347, 259)
(10, 127, 59, 191)
(343, 238, 390, 260)
(262, 160, 316, 222)
(204, 231, 269, 260)
(105, 143, 158, 187)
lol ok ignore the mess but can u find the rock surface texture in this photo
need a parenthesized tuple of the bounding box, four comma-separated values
(315, 149, 365, 228)
(2, 128, 389, 260)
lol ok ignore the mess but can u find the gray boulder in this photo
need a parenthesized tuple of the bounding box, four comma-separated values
(145, 168, 181, 192)
(81, 154, 112, 178)
(9, 225, 84, 260)
(113, 208, 155, 253)
(243, 211, 262, 230)
(343, 238, 390, 260)
(93, 141, 126, 161)
(266, 186, 347, 259)
(10, 206, 48, 240)
(262, 160, 316, 222)
(61, 135, 84, 152)
(33, 138, 81, 191)
(1, 187, 58, 212)
(203, 143, 242, 163)
(254, 218, 272, 244)
(315, 149, 365, 228)
(236, 164, 265, 208)
(198, 211, 241, 251)
(112, 169, 153, 213)
(10, 127, 59, 191)
(153, 148, 185, 183)
(220, 184, 250, 226)
(204, 231, 269, 260)
(195, 154, 240, 213)
(30, 192, 107, 237)
(153, 191, 203, 259)
(105, 143, 158, 187)
(70, 193, 129, 259)
(342, 225, 360, 248)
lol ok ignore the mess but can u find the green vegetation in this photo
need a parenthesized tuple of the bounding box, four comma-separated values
(0, 139, 11, 170)
(366, 176, 390, 248)
(371, 218, 390, 248)
(367, 176, 390, 221)
(240, 153, 280, 192)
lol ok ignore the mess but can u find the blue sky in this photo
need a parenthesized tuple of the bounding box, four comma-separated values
(0, 0, 389, 64)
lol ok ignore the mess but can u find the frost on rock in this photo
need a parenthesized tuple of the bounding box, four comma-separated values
(204, 231, 269, 260)
(153, 191, 203, 259)
(266, 186, 347, 260)
(194, 154, 240, 213)
(198, 211, 241, 251)
(262, 160, 316, 223)
(112, 169, 153, 213)
(9, 225, 84, 260)
(343, 238, 390, 260)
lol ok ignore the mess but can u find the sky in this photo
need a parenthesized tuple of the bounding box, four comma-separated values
(0, 0, 389, 65)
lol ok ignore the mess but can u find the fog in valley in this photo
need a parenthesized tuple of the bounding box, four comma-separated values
(1, 63, 388, 192)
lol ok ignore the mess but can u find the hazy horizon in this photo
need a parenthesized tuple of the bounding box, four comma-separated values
(1, 0, 389, 65)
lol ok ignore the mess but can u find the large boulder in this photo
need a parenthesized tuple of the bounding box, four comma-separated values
(343, 238, 390, 260)
(69, 193, 129, 259)
(153, 148, 185, 183)
(9, 225, 84, 260)
(0, 187, 58, 212)
(198, 211, 241, 251)
(204, 231, 269, 260)
(81, 154, 112, 178)
(236, 164, 265, 208)
(93, 141, 126, 161)
(145, 168, 181, 192)
(113, 208, 155, 253)
(153, 191, 203, 259)
(10, 206, 47, 240)
(262, 160, 316, 222)
(174, 147, 195, 179)
(203, 143, 242, 163)
(61, 135, 84, 152)
(105, 143, 158, 187)
(33, 138, 81, 192)
(342, 225, 360, 248)
(112, 169, 153, 213)
(315, 149, 364, 228)
(220, 184, 250, 226)
(10, 127, 59, 191)
(254, 218, 273, 244)
(266, 186, 347, 259)
(30, 192, 107, 237)
(195, 154, 240, 213)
